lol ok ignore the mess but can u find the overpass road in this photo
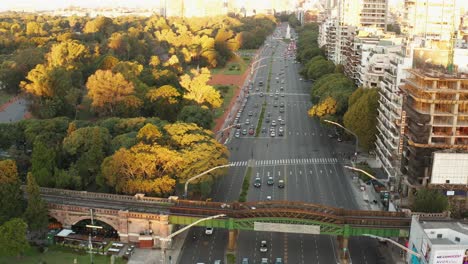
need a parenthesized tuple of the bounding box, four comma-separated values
(178, 24, 384, 264)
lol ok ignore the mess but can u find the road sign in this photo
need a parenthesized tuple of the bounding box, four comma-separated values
(254, 222, 320, 234)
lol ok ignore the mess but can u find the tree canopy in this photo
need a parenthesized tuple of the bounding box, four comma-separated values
(180, 68, 222, 109)
(0, 218, 30, 257)
(343, 88, 379, 151)
(412, 189, 449, 213)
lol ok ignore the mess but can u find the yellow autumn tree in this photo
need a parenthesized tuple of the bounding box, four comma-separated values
(149, 56, 161, 68)
(146, 85, 181, 105)
(308, 96, 338, 117)
(100, 143, 182, 195)
(0, 159, 18, 184)
(86, 70, 135, 115)
(179, 67, 222, 109)
(47, 40, 89, 70)
(163, 123, 229, 182)
(137, 123, 163, 144)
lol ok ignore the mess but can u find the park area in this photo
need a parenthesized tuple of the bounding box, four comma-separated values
(0, 245, 127, 264)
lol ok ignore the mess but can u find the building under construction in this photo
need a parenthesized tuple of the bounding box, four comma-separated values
(400, 68, 468, 186)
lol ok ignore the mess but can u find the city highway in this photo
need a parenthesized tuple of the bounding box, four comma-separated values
(178, 24, 383, 264)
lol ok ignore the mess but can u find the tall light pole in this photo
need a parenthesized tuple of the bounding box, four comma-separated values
(363, 234, 422, 259)
(184, 164, 232, 198)
(250, 56, 283, 74)
(324, 119, 359, 156)
(159, 214, 226, 264)
(85, 209, 102, 263)
(343, 165, 387, 186)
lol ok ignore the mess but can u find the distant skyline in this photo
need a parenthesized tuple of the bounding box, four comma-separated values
(1, 0, 466, 12)
(1, 0, 163, 11)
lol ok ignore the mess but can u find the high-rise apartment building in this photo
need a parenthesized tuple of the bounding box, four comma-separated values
(360, 0, 388, 28)
(337, 0, 388, 28)
(402, 0, 457, 41)
(318, 0, 389, 64)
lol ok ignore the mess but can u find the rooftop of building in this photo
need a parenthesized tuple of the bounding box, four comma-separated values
(420, 220, 468, 245)
(421, 220, 468, 233)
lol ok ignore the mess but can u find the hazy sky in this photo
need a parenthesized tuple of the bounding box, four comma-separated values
(1, 0, 162, 11)
(1, 0, 466, 11)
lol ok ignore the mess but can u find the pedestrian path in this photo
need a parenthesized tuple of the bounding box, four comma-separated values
(229, 157, 339, 167)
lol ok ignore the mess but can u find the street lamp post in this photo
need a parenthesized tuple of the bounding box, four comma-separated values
(250, 56, 284, 75)
(363, 234, 422, 259)
(323, 119, 359, 157)
(159, 214, 226, 264)
(183, 164, 232, 198)
(343, 165, 387, 186)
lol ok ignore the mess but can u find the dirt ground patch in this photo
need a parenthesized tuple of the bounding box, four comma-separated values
(210, 68, 250, 133)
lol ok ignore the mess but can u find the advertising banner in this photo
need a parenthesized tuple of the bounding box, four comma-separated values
(432, 250, 466, 264)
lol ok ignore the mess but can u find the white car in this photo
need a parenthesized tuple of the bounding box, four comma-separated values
(266, 196, 272, 201)
(270, 131, 276, 137)
(260, 241, 268, 252)
(205, 227, 213, 235)
(271, 120, 277, 126)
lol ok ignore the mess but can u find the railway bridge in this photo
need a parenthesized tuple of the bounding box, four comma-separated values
(40, 187, 417, 251)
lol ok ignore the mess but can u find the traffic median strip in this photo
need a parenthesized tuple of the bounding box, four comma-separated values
(238, 166, 252, 202)
(255, 102, 266, 137)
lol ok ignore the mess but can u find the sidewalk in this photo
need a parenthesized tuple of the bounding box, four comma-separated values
(0, 95, 28, 123)
(128, 231, 188, 264)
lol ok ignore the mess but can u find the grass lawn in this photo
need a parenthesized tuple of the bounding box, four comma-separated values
(211, 54, 249, 76)
(0, 90, 15, 106)
(213, 85, 237, 119)
(0, 246, 127, 264)
(223, 62, 246, 75)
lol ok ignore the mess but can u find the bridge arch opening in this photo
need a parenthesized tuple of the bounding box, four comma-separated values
(72, 219, 119, 239)
(48, 216, 63, 230)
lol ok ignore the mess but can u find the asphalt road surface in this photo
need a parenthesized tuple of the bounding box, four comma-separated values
(178, 23, 383, 264)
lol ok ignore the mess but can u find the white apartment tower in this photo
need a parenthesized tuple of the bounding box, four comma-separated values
(319, 0, 389, 64)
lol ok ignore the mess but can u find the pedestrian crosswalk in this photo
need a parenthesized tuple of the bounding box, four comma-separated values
(229, 157, 339, 167)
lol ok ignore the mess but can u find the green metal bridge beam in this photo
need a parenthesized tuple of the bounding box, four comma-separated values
(168, 215, 409, 238)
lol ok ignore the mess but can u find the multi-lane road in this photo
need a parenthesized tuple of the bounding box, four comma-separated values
(179, 24, 384, 264)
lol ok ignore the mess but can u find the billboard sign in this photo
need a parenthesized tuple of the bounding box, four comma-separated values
(431, 250, 466, 264)
(254, 222, 320, 234)
(431, 153, 468, 185)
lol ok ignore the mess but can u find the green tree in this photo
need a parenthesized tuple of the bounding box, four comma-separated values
(305, 57, 335, 80)
(0, 160, 25, 225)
(0, 218, 30, 257)
(177, 105, 214, 129)
(311, 73, 356, 115)
(31, 139, 56, 187)
(24, 172, 48, 233)
(63, 126, 110, 187)
(343, 88, 379, 151)
(413, 189, 449, 213)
